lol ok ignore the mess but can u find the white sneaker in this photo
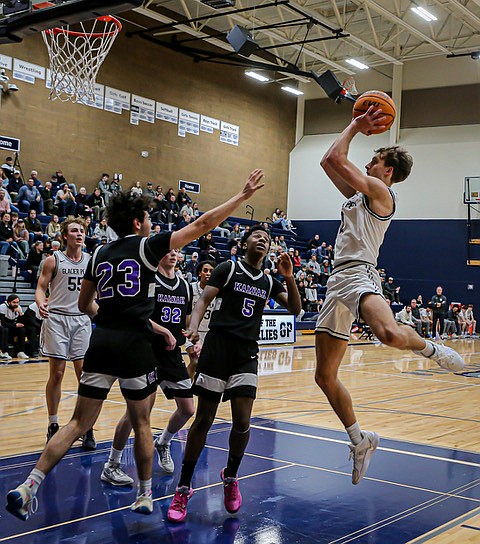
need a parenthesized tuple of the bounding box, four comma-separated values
(101, 462, 134, 486)
(6, 482, 38, 521)
(424, 341, 464, 372)
(131, 491, 153, 515)
(16, 352, 29, 359)
(155, 440, 174, 473)
(348, 431, 379, 485)
(0, 352, 11, 360)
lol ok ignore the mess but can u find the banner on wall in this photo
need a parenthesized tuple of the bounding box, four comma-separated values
(0, 135, 20, 153)
(258, 314, 296, 345)
(105, 86, 130, 114)
(0, 54, 12, 71)
(13, 58, 45, 84)
(179, 179, 200, 194)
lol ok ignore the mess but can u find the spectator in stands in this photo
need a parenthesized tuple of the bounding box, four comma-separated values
(192, 202, 200, 219)
(305, 274, 319, 311)
(264, 251, 279, 278)
(87, 187, 106, 221)
(278, 235, 288, 252)
(12, 218, 29, 258)
(25, 209, 47, 246)
(296, 264, 307, 281)
(143, 181, 156, 199)
(54, 184, 76, 217)
(151, 224, 161, 236)
(383, 276, 401, 304)
(410, 298, 430, 337)
(0, 294, 28, 359)
(130, 181, 143, 197)
(40, 181, 54, 215)
(296, 277, 308, 312)
(23, 302, 42, 358)
(0, 188, 11, 214)
(93, 217, 108, 241)
(325, 244, 334, 263)
(307, 254, 321, 282)
(213, 220, 230, 238)
(109, 175, 122, 196)
(0, 212, 22, 257)
(177, 210, 193, 230)
(319, 258, 331, 286)
(98, 173, 112, 205)
(185, 252, 199, 282)
(55, 170, 77, 195)
(198, 232, 220, 263)
(420, 306, 433, 337)
(458, 305, 468, 336)
(46, 215, 61, 241)
(429, 286, 448, 338)
(465, 304, 477, 336)
(7, 170, 24, 201)
(17, 177, 44, 214)
(444, 306, 460, 338)
(24, 240, 44, 289)
(161, 193, 180, 229)
(49, 174, 61, 196)
(315, 241, 327, 260)
(229, 245, 239, 263)
(395, 305, 417, 330)
(272, 208, 281, 222)
(1, 157, 15, 180)
(307, 234, 321, 253)
(75, 187, 93, 218)
(177, 186, 191, 208)
(228, 223, 242, 248)
(293, 249, 302, 272)
(30, 171, 43, 190)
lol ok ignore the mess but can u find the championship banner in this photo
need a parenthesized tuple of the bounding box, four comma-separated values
(259, 314, 296, 345)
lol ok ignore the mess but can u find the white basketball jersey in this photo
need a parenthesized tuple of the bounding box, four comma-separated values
(49, 251, 91, 315)
(334, 189, 396, 268)
(191, 281, 216, 335)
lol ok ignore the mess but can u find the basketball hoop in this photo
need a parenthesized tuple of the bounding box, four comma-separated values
(40, 7, 121, 103)
(342, 76, 359, 96)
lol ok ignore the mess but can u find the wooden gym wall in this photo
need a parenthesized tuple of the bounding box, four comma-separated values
(0, 26, 296, 221)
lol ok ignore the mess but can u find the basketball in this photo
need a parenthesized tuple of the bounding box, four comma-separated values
(353, 91, 396, 134)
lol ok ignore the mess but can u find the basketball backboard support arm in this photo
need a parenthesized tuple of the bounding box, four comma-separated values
(0, 0, 142, 44)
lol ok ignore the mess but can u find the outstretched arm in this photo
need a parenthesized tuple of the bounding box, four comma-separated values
(171, 169, 264, 249)
(273, 253, 302, 315)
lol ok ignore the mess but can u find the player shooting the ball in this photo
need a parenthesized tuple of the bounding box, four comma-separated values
(313, 104, 464, 485)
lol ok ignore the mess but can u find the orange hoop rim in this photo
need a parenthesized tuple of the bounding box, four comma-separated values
(44, 15, 122, 38)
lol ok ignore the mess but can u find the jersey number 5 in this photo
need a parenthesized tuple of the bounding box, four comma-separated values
(96, 259, 141, 299)
(242, 297, 255, 317)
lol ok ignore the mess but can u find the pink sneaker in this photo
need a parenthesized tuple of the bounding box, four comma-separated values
(167, 486, 193, 523)
(220, 469, 242, 514)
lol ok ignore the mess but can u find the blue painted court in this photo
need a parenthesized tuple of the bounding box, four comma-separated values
(1, 418, 479, 543)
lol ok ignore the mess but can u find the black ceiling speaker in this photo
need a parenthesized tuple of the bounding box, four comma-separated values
(226, 25, 257, 57)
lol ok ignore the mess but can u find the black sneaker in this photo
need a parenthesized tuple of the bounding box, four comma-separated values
(46, 423, 59, 443)
(82, 429, 96, 450)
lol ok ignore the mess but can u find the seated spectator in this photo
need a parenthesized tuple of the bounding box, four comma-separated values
(444, 306, 461, 338)
(192, 202, 200, 219)
(49, 174, 61, 196)
(46, 215, 61, 241)
(150, 224, 161, 236)
(17, 177, 44, 214)
(465, 304, 477, 336)
(24, 240, 44, 288)
(315, 241, 328, 260)
(213, 220, 230, 238)
(0, 294, 28, 359)
(296, 278, 308, 312)
(325, 244, 334, 263)
(177, 186, 191, 208)
(75, 187, 93, 218)
(130, 181, 143, 197)
(0, 320, 12, 360)
(12, 217, 29, 258)
(228, 223, 242, 248)
(7, 170, 24, 201)
(198, 232, 219, 262)
(0, 188, 11, 215)
(229, 245, 239, 263)
(307, 234, 321, 253)
(54, 183, 76, 216)
(1, 156, 15, 181)
(296, 265, 307, 281)
(39, 181, 54, 215)
(383, 276, 401, 304)
(319, 258, 331, 286)
(98, 173, 113, 205)
(0, 212, 22, 257)
(24, 209, 48, 246)
(185, 252, 199, 282)
(264, 252, 279, 278)
(161, 193, 180, 228)
(177, 210, 193, 230)
(143, 181, 156, 199)
(305, 275, 319, 311)
(109, 175, 122, 196)
(55, 170, 77, 195)
(410, 298, 430, 337)
(278, 235, 288, 252)
(395, 305, 417, 331)
(23, 301, 43, 357)
(30, 170, 43, 189)
(93, 217, 108, 240)
(458, 305, 469, 336)
(307, 254, 321, 281)
(293, 249, 302, 272)
(87, 187, 106, 220)
(272, 208, 281, 222)
(83, 216, 97, 252)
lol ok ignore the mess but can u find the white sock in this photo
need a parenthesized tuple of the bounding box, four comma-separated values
(414, 340, 435, 358)
(158, 428, 175, 446)
(25, 468, 46, 496)
(345, 422, 363, 446)
(138, 479, 152, 495)
(108, 447, 123, 465)
(48, 415, 58, 425)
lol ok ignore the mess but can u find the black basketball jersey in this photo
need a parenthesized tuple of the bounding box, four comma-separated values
(208, 260, 285, 340)
(150, 272, 192, 349)
(84, 232, 172, 330)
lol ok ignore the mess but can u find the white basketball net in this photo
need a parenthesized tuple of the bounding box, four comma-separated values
(42, 16, 121, 103)
(342, 76, 359, 96)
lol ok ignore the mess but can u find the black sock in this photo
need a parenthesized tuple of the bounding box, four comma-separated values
(178, 460, 196, 488)
(224, 454, 243, 478)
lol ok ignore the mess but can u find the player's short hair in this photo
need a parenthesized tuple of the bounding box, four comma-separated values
(241, 225, 271, 249)
(107, 191, 152, 238)
(196, 259, 217, 277)
(375, 146, 413, 183)
(60, 216, 87, 247)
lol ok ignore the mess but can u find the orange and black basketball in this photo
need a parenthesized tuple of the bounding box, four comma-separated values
(353, 91, 396, 134)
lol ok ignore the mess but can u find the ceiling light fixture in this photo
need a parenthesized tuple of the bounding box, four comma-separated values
(245, 71, 270, 83)
(411, 6, 437, 22)
(345, 58, 369, 70)
(281, 86, 303, 96)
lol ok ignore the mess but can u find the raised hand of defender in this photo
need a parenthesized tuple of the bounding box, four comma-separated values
(183, 328, 200, 345)
(354, 106, 387, 136)
(277, 252, 294, 277)
(242, 169, 265, 199)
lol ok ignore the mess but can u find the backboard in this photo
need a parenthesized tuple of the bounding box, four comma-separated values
(464, 177, 480, 204)
(0, 0, 142, 44)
